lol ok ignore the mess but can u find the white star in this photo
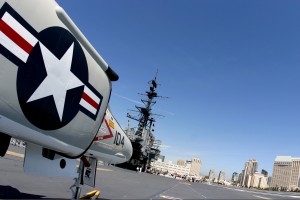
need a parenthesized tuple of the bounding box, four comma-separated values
(27, 42, 83, 121)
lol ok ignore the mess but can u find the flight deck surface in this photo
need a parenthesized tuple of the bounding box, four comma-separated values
(1, 146, 300, 199)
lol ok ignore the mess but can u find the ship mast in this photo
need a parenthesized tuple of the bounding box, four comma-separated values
(123, 70, 166, 171)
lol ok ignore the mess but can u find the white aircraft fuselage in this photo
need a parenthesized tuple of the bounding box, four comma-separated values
(0, 0, 132, 166)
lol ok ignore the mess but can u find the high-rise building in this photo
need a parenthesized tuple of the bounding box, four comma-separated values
(271, 156, 292, 191)
(208, 169, 215, 181)
(252, 172, 268, 189)
(218, 171, 226, 183)
(177, 160, 185, 166)
(271, 156, 300, 191)
(238, 172, 243, 184)
(241, 159, 258, 186)
(188, 158, 202, 176)
(242, 172, 269, 189)
(267, 177, 272, 186)
(232, 172, 239, 182)
(261, 169, 268, 177)
(290, 158, 300, 190)
(244, 174, 252, 187)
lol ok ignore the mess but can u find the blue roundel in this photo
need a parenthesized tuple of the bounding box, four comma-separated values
(17, 27, 88, 130)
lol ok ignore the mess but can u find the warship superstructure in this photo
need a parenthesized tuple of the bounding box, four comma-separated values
(117, 72, 165, 171)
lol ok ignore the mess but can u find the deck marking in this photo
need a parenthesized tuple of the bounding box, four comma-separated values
(222, 186, 300, 199)
(179, 182, 191, 186)
(185, 182, 207, 199)
(160, 195, 182, 200)
(97, 168, 113, 171)
(253, 195, 271, 199)
(6, 150, 24, 158)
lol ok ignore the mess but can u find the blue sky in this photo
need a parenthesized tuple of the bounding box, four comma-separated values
(57, 0, 300, 179)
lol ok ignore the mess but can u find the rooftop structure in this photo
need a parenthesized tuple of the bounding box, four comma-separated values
(240, 159, 258, 186)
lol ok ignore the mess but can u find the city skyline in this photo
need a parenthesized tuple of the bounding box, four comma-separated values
(152, 153, 300, 190)
(163, 155, 300, 182)
(57, 0, 300, 178)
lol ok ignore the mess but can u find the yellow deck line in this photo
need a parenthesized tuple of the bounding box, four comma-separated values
(179, 182, 191, 186)
(97, 168, 112, 171)
(6, 150, 24, 158)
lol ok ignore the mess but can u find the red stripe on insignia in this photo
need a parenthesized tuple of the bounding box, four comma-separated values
(82, 92, 98, 109)
(0, 19, 33, 54)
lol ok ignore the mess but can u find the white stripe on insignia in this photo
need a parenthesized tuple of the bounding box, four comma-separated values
(0, 31, 28, 62)
(2, 12, 38, 46)
(79, 98, 97, 115)
(84, 86, 100, 104)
